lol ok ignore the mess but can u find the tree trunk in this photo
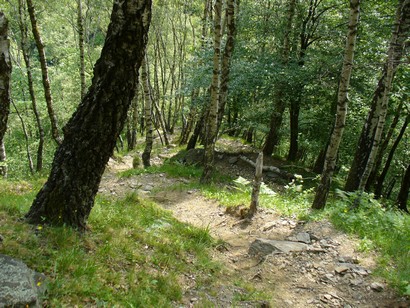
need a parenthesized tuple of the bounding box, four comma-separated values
(25, 0, 152, 230)
(345, 0, 410, 192)
(201, 0, 222, 183)
(366, 101, 403, 190)
(216, 0, 237, 132)
(18, 0, 44, 172)
(77, 0, 86, 99)
(358, 0, 410, 190)
(12, 100, 34, 174)
(0, 12, 11, 178)
(288, 96, 300, 161)
(127, 95, 139, 151)
(397, 163, 410, 213)
(312, 0, 360, 210)
(374, 114, 409, 198)
(263, 0, 296, 157)
(26, 0, 62, 145)
(141, 56, 154, 168)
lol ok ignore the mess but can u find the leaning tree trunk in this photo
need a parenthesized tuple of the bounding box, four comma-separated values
(18, 0, 44, 172)
(312, 0, 360, 210)
(26, 0, 62, 145)
(397, 163, 410, 213)
(0, 11, 11, 178)
(366, 101, 403, 190)
(26, 0, 152, 230)
(201, 0, 222, 183)
(358, 0, 410, 190)
(374, 114, 409, 198)
(345, 0, 410, 192)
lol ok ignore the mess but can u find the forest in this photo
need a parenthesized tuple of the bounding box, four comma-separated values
(0, 0, 409, 306)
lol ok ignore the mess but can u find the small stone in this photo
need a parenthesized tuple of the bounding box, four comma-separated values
(350, 278, 364, 286)
(262, 221, 277, 231)
(370, 282, 384, 292)
(228, 157, 238, 164)
(335, 265, 350, 274)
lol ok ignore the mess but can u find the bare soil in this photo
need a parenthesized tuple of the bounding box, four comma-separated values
(99, 149, 409, 308)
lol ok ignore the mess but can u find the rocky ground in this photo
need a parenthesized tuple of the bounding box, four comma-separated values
(99, 150, 410, 308)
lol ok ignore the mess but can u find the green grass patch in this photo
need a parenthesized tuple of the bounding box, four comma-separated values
(119, 161, 203, 179)
(0, 180, 220, 306)
(327, 191, 410, 295)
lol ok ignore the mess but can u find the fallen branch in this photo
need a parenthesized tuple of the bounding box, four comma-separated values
(239, 156, 295, 181)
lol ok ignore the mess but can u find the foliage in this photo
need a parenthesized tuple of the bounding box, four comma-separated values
(329, 190, 410, 295)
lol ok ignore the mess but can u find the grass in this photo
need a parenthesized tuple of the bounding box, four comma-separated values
(0, 179, 221, 306)
(326, 191, 410, 295)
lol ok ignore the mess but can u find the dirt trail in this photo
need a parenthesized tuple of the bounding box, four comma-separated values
(99, 155, 409, 308)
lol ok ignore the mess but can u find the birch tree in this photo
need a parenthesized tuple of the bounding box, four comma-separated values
(25, 0, 152, 230)
(312, 0, 360, 210)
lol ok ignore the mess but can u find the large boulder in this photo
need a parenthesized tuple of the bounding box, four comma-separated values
(0, 254, 46, 307)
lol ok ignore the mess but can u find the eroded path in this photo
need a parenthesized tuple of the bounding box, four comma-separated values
(99, 155, 408, 308)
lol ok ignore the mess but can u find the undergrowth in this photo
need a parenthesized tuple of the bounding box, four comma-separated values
(0, 179, 221, 306)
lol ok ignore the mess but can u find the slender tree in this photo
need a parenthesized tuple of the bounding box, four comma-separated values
(312, 0, 360, 210)
(18, 0, 44, 172)
(201, 0, 222, 183)
(374, 113, 409, 198)
(263, 0, 296, 156)
(26, 0, 62, 144)
(0, 11, 11, 177)
(25, 0, 152, 230)
(141, 56, 154, 167)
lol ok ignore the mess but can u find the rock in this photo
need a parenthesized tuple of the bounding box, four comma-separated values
(0, 254, 46, 307)
(261, 221, 277, 231)
(370, 282, 384, 292)
(228, 156, 238, 164)
(249, 238, 308, 257)
(143, 185, 154, 191)
(335, 264, 351, 274)
(350, 278, 364, 286)
(289, 232, 311, 244)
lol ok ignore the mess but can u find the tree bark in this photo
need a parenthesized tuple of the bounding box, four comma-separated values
(345, 0, 410, 192)
(358, 0, 410, 190)
(312, 0, 360, 210)
(25, 0, 152, 230)
(366, 101, 403, 190)
(216, 0, 237, 133)
(26, 0, 62, 145)
(397, 163, 410, 213)
(141, 56, 154, 168)
(18, 0, 44, 172)
(201, 0, 223, 183)
(374, 114, 409, 198)
(0, 11, 11, 178)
